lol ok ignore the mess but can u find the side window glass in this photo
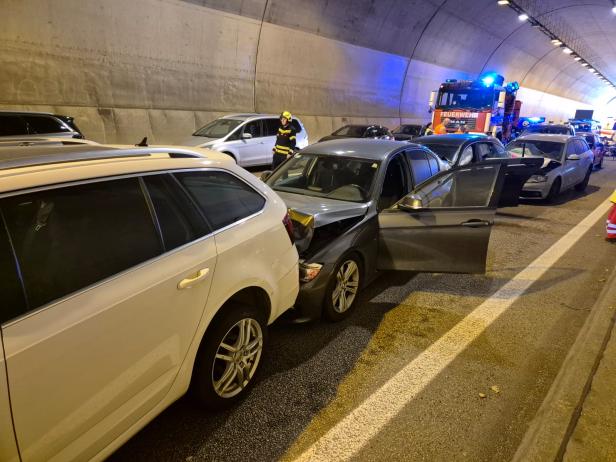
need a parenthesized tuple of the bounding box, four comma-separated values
(566, 142, 577, 156)
(426, 152, 440, 175)
(407, 164, 500, 209)
(2, 178, 162, 311)
(24, 116, 69, 134)
(0, 115, 28, 136)
(0, 217, 27, 324)
(405, 150, 432, 186)
(242, 120, 262, 139)
(143, 174, 209, 251)
(489, 142, 507, 158)
(379, 154, 409, 210)
(175, 171, 266, 231)
(459, 146, 474, 166)
(584, 136, 594, 148)
(579, 140, 590, 153)
(474, 143, 492, 161)
(263, 119, 280, 137)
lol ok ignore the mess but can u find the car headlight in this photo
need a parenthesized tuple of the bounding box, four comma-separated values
(527, 174, 548, 183)
(299, 262, 323, 283)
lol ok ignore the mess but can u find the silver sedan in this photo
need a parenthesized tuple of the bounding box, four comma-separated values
(506, 134, 594, 201)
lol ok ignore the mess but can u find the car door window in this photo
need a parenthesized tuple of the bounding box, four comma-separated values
(584, 136, 594, 149)
(566, 141, 577, 157)
(379, 154, 409, 209)
(426, 151, 440, 175)
(407, 164, 500, 208)
(405, 150, 432, 186)
(24, 116, 70, 134)
(242, 120, 262, 138)
(489, 142, 507, 158)
(459, 145, 474, 166)
(0, 115, 28, 136)
(142, 174, 210, 251)
(474, 142, 493, 161)
(0, 218, 27, 324)
(175, 171, 266, 231)
(1, 178, 162, 313)
(263, 118, 280, 137)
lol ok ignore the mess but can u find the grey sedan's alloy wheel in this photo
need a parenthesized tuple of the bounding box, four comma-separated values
(323, 256, 361, 322)
(546, 177, 561, 203)
(192, 305, 267, 410)
(575, 167, 592, 192)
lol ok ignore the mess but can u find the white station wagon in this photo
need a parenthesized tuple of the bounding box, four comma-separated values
(0, 144, 298, 461)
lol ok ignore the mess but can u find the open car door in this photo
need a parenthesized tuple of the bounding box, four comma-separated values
(378, 162, 510, 274)
(494, 158, 542, 207)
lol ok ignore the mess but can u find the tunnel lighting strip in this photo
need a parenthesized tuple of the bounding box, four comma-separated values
(498, 0, 616, 90)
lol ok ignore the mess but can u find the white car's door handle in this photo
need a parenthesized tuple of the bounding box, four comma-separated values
(177, 268, 210, 290)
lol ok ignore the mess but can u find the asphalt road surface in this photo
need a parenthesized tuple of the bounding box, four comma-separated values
(111, 160, 616, 462)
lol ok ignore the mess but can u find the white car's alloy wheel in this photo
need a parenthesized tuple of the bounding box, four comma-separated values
(212, 318, 263, 398)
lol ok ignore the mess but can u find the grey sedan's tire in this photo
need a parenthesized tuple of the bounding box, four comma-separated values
(546, 177, 561, 203)
(575, 167, 592, 192)
(323, 254, 362, 322)
(191, 305, 267, 410)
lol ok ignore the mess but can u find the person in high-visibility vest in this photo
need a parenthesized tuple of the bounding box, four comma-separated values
(272, 111, 297, 169)
(606, 190, 616, 241)
(434, 118, 451, 135)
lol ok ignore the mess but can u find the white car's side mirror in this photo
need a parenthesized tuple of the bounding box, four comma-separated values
(242, 133, 253, 140)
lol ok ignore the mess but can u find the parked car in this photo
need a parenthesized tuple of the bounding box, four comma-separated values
(506, 134, 594, 201)
(413, 134, 509, 167)
(521, 123, 575, 136)
(263, 139, 539, 321)
(180, 114, 309, 167)
(392, 124, 424, 141)
(0, 111, 84, 139)
(319, 124, 393, 142)
(580, 132, 605, 169)
(0, 144, 298, 461)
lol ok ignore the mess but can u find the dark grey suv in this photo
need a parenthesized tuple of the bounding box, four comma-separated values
(0, 111, 84, 139)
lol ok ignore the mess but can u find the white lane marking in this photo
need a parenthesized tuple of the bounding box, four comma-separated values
(293, 199, 613, 462)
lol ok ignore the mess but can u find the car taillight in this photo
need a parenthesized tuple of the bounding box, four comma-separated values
(282, 213, 295, 244)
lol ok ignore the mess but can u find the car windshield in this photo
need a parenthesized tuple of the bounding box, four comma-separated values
(267, 153, 379, 203)
(193, 119, 243, 138)
(506, 140, 564, 161)
(393, 125, 421, 135)
(415, 143, 459, 163)
(332, 125, 368, 137)
(436, 89, 493, 110)
(523, 125, 570, 135)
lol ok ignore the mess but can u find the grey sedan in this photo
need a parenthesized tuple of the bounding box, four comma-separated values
(506, 134, 594, 201)
(264, 139, 539, 321)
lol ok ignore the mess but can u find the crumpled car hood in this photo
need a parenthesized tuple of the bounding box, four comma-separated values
(275, 191, 369, 227)
(275, 191, 370, 254)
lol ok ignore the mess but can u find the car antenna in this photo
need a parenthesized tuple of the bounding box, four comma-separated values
(136, 137, 148, 147)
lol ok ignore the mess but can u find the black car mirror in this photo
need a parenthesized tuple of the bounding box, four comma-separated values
(260, 170, 273, 181)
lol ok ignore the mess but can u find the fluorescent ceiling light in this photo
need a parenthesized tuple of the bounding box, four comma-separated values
(497, 0, 509, 4)
(551, 39, 562, 45)
(574, 56, 581, 61)
(562, 48, 573, 54)
(582, 63, 589, 67)
(518, 13, 529, 21)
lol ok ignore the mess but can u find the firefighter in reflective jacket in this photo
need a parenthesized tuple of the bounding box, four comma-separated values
(272, 111, 297, 169)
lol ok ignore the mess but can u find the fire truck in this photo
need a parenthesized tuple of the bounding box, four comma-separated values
(429, 73, 521, 141)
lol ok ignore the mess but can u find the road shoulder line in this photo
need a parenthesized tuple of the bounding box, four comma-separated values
(512, 253, 616, 462)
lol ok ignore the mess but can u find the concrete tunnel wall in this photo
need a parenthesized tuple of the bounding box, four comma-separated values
(0, 0, 601, 145)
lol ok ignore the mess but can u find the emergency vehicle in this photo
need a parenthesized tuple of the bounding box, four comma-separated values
(429, 73, 521, 142)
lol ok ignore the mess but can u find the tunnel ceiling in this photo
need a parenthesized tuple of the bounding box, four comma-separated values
(190, 0, 616, 103)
